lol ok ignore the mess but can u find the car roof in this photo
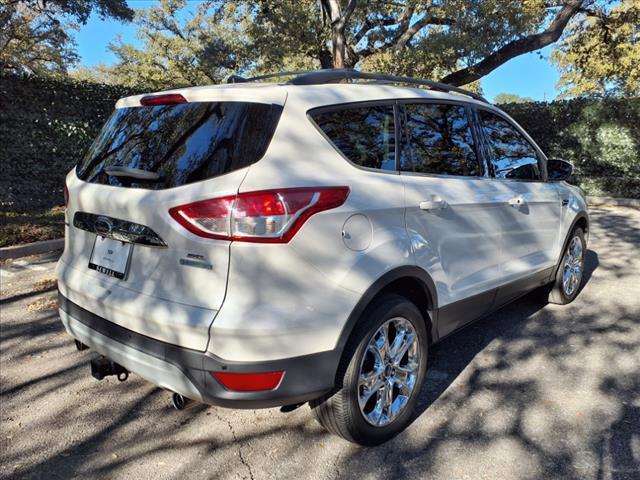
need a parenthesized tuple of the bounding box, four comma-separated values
(115, 82, 499, 113)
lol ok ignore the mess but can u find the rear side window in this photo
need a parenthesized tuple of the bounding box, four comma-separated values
(400, 103, 480, 176)
(478, 110, 541, 181)
(77, 102, 283, 189)
(310, 104, 396, 171)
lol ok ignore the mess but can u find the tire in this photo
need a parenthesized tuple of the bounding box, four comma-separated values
(310, 294, 428, 446)
(546, 227, 586, 305)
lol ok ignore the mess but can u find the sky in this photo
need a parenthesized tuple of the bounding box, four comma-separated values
(73, 3, 561, 102)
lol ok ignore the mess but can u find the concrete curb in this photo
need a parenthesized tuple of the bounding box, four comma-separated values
(587, 196, 640, 208)
(0, 238, 64, 261)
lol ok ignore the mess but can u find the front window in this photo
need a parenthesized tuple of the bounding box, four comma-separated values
(400, 103, 480, 177)
(478, 110, 541, 181)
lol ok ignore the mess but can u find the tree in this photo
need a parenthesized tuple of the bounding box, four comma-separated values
(494, 93, 536, 104)
(91, 0, 249, 89)
(247, 0, 588, 86)
(100, 0, 626, 90)
(552, 0, 640, 97)
(0, 0, 133, 76)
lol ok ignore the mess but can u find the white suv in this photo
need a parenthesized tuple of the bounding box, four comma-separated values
(56, 70, 589, 445)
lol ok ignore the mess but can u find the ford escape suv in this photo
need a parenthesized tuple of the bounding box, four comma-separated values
(57, 69, 589, 445)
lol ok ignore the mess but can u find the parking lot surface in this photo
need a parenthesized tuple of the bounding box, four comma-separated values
(1, 207, 639, 480)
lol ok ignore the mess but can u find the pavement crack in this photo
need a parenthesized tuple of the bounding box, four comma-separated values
(333, 451, 342, 479)
(216, 411, 254, 480)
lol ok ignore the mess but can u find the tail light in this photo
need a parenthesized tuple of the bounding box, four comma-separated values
(212, 371, 284, 392)
(169, 187, 349, 243)
(63, 184, 69, 209)
(140, 93, 187, 106)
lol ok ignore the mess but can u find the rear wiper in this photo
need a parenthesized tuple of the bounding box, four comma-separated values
(104, 166, 163, 181)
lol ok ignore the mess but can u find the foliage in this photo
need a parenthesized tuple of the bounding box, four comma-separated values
(0, 0, 133, 77)
(502, 97, 640, 197)
(82, 0, 251, 89)
(494, 93, 535, 104)
(552, 0, 640, 97)
(1, 74, 638, 245)
(0, 74, 139, 214)
(99, 0, 595, 88)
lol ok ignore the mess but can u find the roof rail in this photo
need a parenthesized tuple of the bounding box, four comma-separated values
(226, 68, 488, 104)
(289, 69, 488, 103)
(226, 70, 318, 84)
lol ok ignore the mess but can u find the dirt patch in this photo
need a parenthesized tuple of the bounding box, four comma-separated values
(27, 296, 58, 312)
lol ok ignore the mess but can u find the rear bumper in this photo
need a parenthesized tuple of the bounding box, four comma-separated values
(58, 292, 339, 408)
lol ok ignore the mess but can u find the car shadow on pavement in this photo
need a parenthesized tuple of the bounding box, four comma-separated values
(414, 248, 600, 422)
(6, 211, 640, 480)
(333, 236, 640, 479)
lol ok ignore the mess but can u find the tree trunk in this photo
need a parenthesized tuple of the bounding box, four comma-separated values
(320, 0, 358, 69)
(332, 25, 346, 68)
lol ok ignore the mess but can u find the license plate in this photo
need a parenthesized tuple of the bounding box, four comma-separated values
(89, 236, 132, 280)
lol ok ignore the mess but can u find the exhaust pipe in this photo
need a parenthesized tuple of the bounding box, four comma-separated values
(171, 392, 197, 410)
(90, 356, 129, 382)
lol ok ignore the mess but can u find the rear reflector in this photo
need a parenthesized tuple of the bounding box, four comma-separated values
(63, 184, 69, 208)
(212, 371, 285, 392)
(169, 187, 349, 243)
(140, 93, 187, 106)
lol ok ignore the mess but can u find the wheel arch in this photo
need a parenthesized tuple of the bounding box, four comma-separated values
(335, 266, 438, 353)
(554, 211, 589, 278)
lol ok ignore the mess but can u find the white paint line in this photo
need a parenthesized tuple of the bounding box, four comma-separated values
(12, 260, 48, 272)
(0, 268, 15, 278)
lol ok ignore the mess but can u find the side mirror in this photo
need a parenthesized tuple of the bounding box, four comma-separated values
(547, 159, 573, 181)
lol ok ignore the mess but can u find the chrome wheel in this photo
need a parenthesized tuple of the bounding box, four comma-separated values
(358, 317, 420, 427)
(562, 235, 584, 297)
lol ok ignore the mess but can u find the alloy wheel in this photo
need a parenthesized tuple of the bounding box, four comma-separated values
(357, 317, 420, 427)
(562, 235, 584, 297)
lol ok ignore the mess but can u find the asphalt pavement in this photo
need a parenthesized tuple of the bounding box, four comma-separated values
(1, 207, 639, 480)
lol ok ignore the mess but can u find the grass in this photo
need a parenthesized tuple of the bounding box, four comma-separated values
(0, 206, 65, 248)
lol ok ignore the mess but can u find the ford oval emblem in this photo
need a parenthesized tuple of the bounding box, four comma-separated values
(94, 216, 113, 236)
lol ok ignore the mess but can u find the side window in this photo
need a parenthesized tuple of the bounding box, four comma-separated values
(310, 105, 395, 171)
(479, 110, 541, 181)
(400, 103, 480, 177)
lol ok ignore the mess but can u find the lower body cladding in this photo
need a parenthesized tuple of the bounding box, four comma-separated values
(58, 293, 340, 409)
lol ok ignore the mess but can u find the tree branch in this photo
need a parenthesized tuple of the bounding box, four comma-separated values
(351, 16, 396, 46)
(342, 0, 358, 24)
(392, 15, 455, 52)
(396, 2, 415, 36)
(440, 0, 584, 86)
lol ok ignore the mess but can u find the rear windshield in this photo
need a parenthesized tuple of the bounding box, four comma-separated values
(77, 102, 283, 189)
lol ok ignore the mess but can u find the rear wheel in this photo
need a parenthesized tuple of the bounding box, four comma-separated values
(311, 294, 428, 445)
(547, 227, 586, 305)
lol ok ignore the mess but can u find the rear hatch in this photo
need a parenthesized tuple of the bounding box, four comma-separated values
(59, 88, 285, 350)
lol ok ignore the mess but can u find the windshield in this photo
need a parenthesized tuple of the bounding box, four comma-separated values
(77, 101, 283, 189)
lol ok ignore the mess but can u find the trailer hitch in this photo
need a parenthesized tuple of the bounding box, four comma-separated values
(90, 356, 129, 382)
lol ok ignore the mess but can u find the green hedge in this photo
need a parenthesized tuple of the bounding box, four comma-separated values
(1, 74, 639, 216)
(0, 75, 140, 213)
(501, 97, 640, 198)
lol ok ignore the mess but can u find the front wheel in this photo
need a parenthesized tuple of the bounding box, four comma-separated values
(546, 227, 586, 305)
(311, 294, 428, 446)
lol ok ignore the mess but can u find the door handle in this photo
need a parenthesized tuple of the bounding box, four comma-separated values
(508, 196, 526, 207)
(419, 196, 447, 211)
